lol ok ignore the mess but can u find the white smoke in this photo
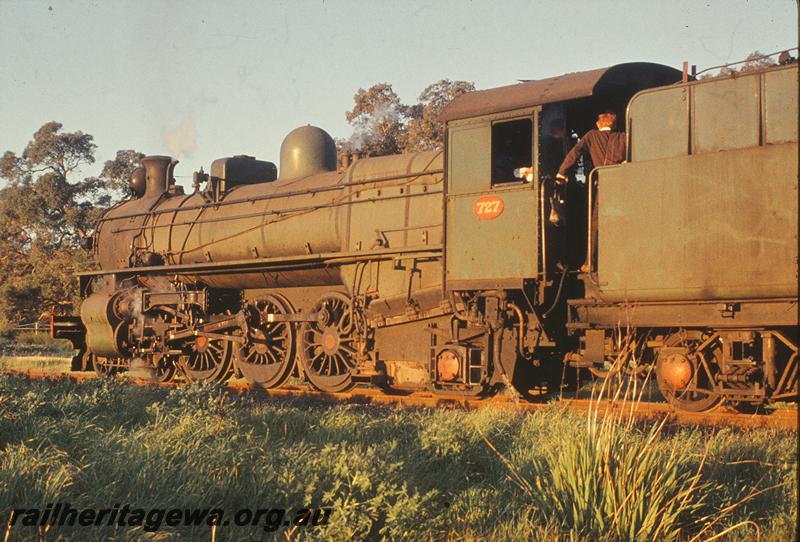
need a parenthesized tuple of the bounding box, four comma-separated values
(163, 118, 198, 159)
(347, 131, 368, 152)
(348, 101, 402, 152)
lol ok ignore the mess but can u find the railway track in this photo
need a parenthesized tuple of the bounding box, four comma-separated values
(3, 369, 797, 431)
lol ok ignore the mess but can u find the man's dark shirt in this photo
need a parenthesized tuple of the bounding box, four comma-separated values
(557, 129, 626, 176)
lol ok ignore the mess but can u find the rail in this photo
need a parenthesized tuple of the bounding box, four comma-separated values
(2, 369, 796, 431)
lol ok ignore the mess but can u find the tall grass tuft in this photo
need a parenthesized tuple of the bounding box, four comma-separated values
(542, 357, 711, 540)
(482, 405, 713, 541)
(482, 344, 769, 542)
(525, 415, 710, 541)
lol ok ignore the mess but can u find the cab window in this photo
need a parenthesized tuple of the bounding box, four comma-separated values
(491, 118, 532, 184)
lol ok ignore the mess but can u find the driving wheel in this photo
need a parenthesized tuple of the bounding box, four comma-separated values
(298, 292, 358, 392)
(182, 330, 234, 383)
(235, 294, 296, 388)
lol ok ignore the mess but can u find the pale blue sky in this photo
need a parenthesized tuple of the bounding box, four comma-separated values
(1, 0, 796, 186)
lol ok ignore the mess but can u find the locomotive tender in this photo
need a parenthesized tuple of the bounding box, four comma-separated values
(53, 61, 798, 412)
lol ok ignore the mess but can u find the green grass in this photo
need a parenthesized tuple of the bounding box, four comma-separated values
(0, 333, 74, 358)
(0, 374, 796, 541)
(0, 356, 72, 372)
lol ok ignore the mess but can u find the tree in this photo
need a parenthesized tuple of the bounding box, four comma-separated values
(0, 122, 140, 333)
(737, 51, 778, 73)
(344, 83, 409, 156)
(700, 50, 779, 79)
(0, 122, 103, 241)
(341, 79, 475, 157)
(404, 79, 475, 152)
(100, 149, 145, 195)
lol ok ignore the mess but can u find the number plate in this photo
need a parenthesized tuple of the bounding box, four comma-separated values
(472, 195, 504, 219)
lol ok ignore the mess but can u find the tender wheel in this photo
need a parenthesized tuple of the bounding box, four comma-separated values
(235, 294, 296, 388)
(656, 331, 723, 412)
(299, 292, 357, 392)
(182, 333, 234, 383)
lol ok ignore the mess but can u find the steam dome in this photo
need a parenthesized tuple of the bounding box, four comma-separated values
(278, 125, 337, 179)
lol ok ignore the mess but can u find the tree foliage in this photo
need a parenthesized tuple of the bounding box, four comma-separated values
(344, 83, 409, 156)
(101, 149, 146, 194)
(736, 50, 780, 73)
(0, 122, 140, 333)
(699, 50, 785, 79)
(405, 80, 475, 153)
(343, 79, 474, 157)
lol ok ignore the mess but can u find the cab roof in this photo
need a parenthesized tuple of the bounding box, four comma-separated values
(439, 62, 683, 122)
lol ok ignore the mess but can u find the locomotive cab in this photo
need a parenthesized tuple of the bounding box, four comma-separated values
(439, 63, 682, 300)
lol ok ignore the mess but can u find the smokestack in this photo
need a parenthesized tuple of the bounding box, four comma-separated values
(142, 156, 178, 198)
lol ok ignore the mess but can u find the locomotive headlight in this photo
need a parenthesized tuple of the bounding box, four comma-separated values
(660, 353, 693, 390)
(436, 349, 462, 382)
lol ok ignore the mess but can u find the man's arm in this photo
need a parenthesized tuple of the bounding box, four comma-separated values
(556, 133, 589, 179)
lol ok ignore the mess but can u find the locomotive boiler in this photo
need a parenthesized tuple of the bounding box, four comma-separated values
(53, 59, 798, 411)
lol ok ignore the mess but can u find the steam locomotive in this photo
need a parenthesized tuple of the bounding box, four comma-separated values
(53, 60, 798, 412)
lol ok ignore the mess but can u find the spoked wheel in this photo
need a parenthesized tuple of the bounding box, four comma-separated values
(182, 332, 234, 383)
(656, 331, 723, 412)
(131, 353, 178, 383)
(299, 292, 358, 392)
(235, 294, 296, 388)
(154, 355, 178, 383)
(90, 353, 126, 377)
